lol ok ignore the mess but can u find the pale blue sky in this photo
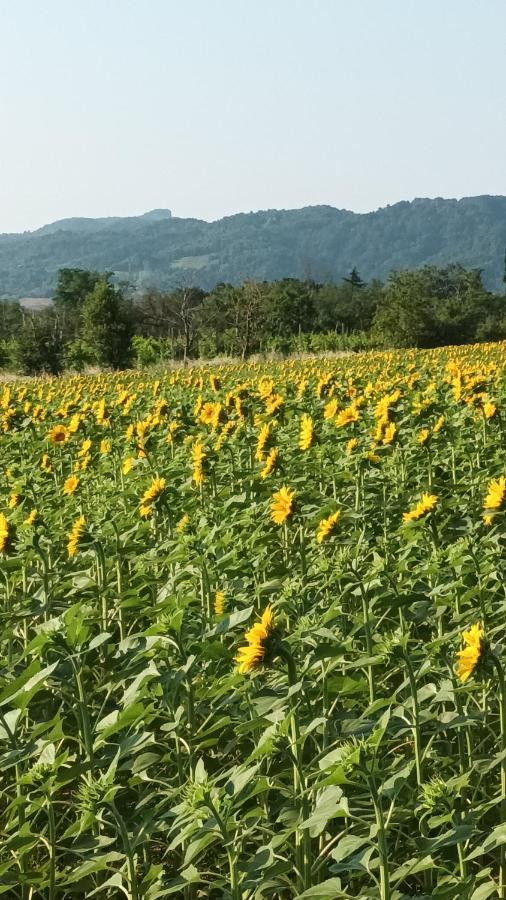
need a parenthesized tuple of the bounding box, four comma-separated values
(1, 0, 505, 232)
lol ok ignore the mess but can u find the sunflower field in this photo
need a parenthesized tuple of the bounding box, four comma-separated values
(0, 342, 505, 900)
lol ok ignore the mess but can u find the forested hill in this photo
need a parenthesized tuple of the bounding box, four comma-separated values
(1, 196, 505, 299)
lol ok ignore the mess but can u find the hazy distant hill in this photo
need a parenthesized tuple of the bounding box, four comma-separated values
(0, 197, 505, 299)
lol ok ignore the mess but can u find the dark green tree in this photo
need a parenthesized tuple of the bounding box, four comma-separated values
(53, 268, 104, 310)
(14, 310, 63, 375)
(81, 278, 133, 369)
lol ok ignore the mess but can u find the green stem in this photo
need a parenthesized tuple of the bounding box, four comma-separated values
(109, 802, 139, 900)
(370, 781, 391, 900)
(491, 653, 506, 899)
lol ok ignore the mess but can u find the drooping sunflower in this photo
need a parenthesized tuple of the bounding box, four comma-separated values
(270, 486, 295, 525)
(456, 622, 484, 683)
(316, 510, 341, 543)
(403, 493, 438, 524)
(235, 605, 275, 674)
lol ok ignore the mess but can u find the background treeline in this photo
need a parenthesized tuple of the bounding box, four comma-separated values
(1, 263, 505, 374)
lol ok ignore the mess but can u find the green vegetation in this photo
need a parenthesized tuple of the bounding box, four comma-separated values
(1, 196, 506, 299)
(1, 261, 505, 375)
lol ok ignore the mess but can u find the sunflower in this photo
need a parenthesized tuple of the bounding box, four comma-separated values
(0, 513, 14, 552)
(63, 475, 80, 495)
(139, 476, 166, 518)
(299, 414, 314, 451)
(483, 476, 505, 511)
(260, 447, 279, 480)
(456, 622, 484, 683)
(48, 424, 70, 444)
(255, 422, 271, 462)
(235, 605, 274, 674)
(382, 422, 397, 445)
(483, 401, 496, 420)
(335, 405, 360, 428)
(270, 486, 295, 525)
(316, 510, 341, 543)
(67, 515, 85, 558)
(191, 441, 206, 486)
(122, 456, 136, 475)
(40, 453, 52, 473)
(176, 513, 189, 533)
(214, 590, 225, 615)
(24, 509, 38, 527)
(403, 493, 438, 523)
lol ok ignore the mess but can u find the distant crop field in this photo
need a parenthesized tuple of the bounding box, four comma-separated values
(0, 343, 505, 898)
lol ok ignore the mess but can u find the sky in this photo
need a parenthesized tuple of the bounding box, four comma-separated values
(0, 0, 505, 233)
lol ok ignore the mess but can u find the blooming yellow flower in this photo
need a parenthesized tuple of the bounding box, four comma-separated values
(346, 438, 358, 455)
(100, 439, 111, 454)
(0, 513, 13, 552)
(192, 441, 206, 486)
(255, 422, 271, 462)
(48, 424, 70, 444)
(382, 422, 397, 445)
(235, 605, 274, 674)
(199, 401, 222, 430)
(456, 622, 484, 683)
(260, 447, 279, 479)
(63, 475, 79, 495)
(122, 456, 136, 475)
(403, 493, 438, 523)
(176, 513, 189, 533)
(417, 428, 430, 445)
(265, 393, 284, 416)
(78, 439, 92, 458)
(483, 401, 496, 420)
(335, 405, 359, 428)
(432, 415, 445, 434)
(67, 515, 85, 558)
(483, 476, 505, 512)
(270, 486, 295, 525)
(139, 476, 166, 518)
(8, 493, 19, 509)
(24, 509, 38, 526)
(299, 414, 314, 451)
(214, 590, 225, 615)
(323, 398, 338, 420)
(316, 510, 341, 543)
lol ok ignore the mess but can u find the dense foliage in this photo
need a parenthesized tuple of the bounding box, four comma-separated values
(1, 263, 505, 375)
(0, 343, 505, 898)
(1, 196, 505, 298)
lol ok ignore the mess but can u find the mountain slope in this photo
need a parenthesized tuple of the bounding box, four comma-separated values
(0, 196, 505, 298)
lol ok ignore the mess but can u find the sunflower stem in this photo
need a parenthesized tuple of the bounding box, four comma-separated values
(490, 652, 506, 898)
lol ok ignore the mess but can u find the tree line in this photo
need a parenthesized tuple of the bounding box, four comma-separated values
(1, 262, 505, 374)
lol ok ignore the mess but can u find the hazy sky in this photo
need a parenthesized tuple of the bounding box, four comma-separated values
(1, 0, 505, 232)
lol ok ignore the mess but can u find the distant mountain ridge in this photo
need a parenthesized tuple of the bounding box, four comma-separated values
(0, 197, 505, 299)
